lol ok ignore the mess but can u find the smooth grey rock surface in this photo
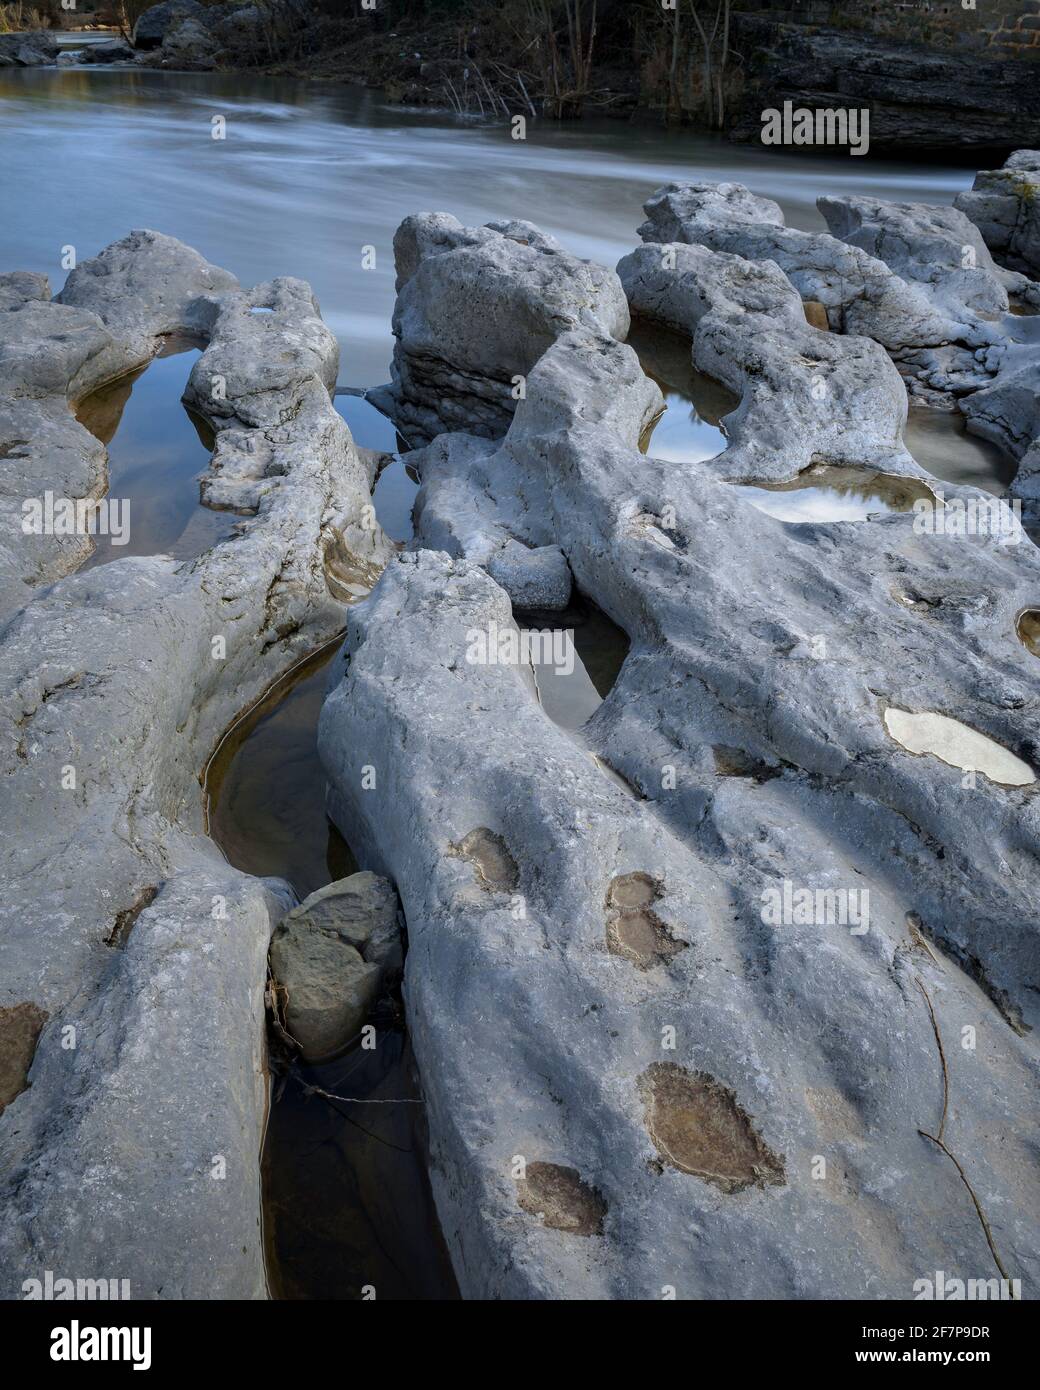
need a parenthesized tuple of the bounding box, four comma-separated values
(818, 194, 1027, 320)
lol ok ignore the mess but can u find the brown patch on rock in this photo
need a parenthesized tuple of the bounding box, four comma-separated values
(802, 299, 830, 331)
(0, 1002, 49, 1115)
(454, 827, 518, 892)
(1017, 608, 1040, 659)
(516, 1161, 606, 1236)
(607, 871, 657, 910)
(323, 538, 384, 604)
(639, 1062, 785, 1193)
(712, 745, 782, 782)
(606, 873, 685, 969)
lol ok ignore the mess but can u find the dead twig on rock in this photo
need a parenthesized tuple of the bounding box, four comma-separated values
(915, 976, 1015, 1293)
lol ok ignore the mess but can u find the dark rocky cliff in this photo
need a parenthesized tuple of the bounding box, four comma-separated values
(730, 15, 1040, 154)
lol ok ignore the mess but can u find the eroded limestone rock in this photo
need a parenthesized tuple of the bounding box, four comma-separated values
(370, 213, 629, 443)
(317, 207, 1040, 1299)
(956, 150, 1040, 280)
(818, 194, 1027, 319)
(0, 231, 391, 1299)
(618, 240, 917, 483)
(638, 181, 997, 403)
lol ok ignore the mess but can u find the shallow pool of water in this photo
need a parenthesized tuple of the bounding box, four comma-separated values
(205, 641, 356, 900)
(75, 337, 234, 566)
(733, 465, 934, 524)
(629, 318, 735, 463)
(263, 1022, 458, 1301)
(1018, 609, 1040, 658)
(904, 406, 1016, 497)
(883, 706, 1034, 787)
(205, 639, 457, 1300)
(334, 392, 418, 543)
(517, 601, 631, 732)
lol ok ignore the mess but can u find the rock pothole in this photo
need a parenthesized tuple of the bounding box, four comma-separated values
(606, 872, 685, 969)
(1017, 609, 1040, 658)
(0, 1002, 49, 1115)
(638, 1062, 786, 1193)
(454, 827, 519, 893)
(515, 1161, 606, 1236)
(712, 745, 783, 781)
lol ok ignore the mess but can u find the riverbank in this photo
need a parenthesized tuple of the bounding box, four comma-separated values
(25, 3, 1036, 157)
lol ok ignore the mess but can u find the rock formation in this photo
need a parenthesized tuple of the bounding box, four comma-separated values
(637, 181, 1000, 405)
(956, 150, 1040, 282)
(269, 872, 402, 1062)
(0, 32, 59, 68)
(369, 213, 629, 445)
(131, 0, 309, 71)
(321, 202, 1040, 1298)
(2, 165, 1038, 1301)
(0, 232, 390, 1299)
(730, 16, 1040, 153)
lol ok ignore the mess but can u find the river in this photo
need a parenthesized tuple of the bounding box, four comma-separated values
(0, 65, 981, 393)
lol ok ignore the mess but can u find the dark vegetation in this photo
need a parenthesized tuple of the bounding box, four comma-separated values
(265, 0, 742, 125)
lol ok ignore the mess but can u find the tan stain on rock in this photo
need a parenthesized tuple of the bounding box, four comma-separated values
(606, 872, 685, 969)
(454, 827, 519, 893)
(516, 1161, 606, 1236)
(0, 1002, 49, 1115)
(639, 1062, 785, 1193)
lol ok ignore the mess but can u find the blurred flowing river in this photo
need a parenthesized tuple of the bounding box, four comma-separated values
(0, 66, 980, 392)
